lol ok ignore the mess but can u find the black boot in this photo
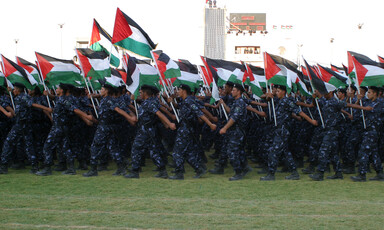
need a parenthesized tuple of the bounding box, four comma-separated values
(285, 170, 300, 180)
(36, 166, 52, 176)
(260, 173, 275, 181)
(169, 172, 184, 180)
(82, 165, 98, 177)
(0, 165, 8, 174)
(30, 164, 39, 174)
(257, 167, 268, 174)
(62, 162, 76, 175)
(369, 172, 384, 181)
(309, 172, 324, 181)
(54, 162, 67, 171)
(112, 163, 126, 176)
(351, 174, 366, 182)
(97, 163, 109, 171)
(154, 169, 168, 179)
(209, 166, 224, 174)
(124, 170, 139, 179)
(193, 168, 206, 179)
(302, 164, 315, 174)
(343, 165, 356, 174)
(77, 160, 88, 170)
(229, 170, 243, 181)
(11, 161, 25, 170)
(327, 171, 343, 179)
(242, 165, 253, 177)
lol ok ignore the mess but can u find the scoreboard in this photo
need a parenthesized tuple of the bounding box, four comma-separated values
(229, 13, 266, 32)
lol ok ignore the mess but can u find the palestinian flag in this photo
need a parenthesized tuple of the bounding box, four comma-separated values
(242, 62, 264, 97)
(204, 58, 244, 86)
(296, 71, 312, 97)
(76, 48, 111, 80)
(304, 58, 335, 95)
(174, 59, 201, 92)
(35, 52, 84, 87)
(263, 52, 299, 93)
(348, 51, 384, 87)
(16, 56, 41, 84)
(151, 50, 181, 80)
(201, 56, 220, 104)
(112, 8, 157, 59)
(317, 64, 348, 88)
(378, 55, 384, 64)
(331, 64, 348, 76)
(125, 55, 159, 98)
(89, 19, 120, 68)
(0, 54, 37, 90)
(199, 65, 212, 87)
(0, 71, 5, 87)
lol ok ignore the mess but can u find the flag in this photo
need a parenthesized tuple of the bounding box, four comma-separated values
(0, 71, 5, 88)
(125, 55, 159, 98)
(112, 8, 157, 59)
(16, 56, 41, 84)
(263, 52, 299, 93)
(0, 54, 37, 90)
(151, 50, 181, 80)
(317, 64, 348, 88)
(242, 62, 264, 97)
(348, 51, 384, 87)
(173, 59, 201, 92)
(89, 19, 120, 68)
(200, 56, 220, 104)
(378, 55, 384, 64)
(199, 65, 212, 86)
(296, 71, 312, 97)
(304, 58, 335, 95)
(76, 48, 111, 80)
(204, 58, 244, 86)
(35, 52, 84, 87)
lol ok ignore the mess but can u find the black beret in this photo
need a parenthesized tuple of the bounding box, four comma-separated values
(141, 84, 159, 94)
(337, 88, 346, 94)
(179, 84, 192, 93)
(233, 83, 245, 92)
(276, 85, 287, 91)
(360, 86, 368, 92)
(59, 83, 74, 91)
(225, 81, 234, 87)
(349, 85, 357, 92)
(13, 82, 26, 90)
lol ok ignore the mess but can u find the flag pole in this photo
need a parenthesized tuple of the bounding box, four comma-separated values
(87, 77, 100, 106)
(34, 53, 53, 108)
(150, 51, 179, 123)
(1, 56, 16, 110)
(302, 57, 325, 128)
(351, 56, 366, 129)
(263, 52, 277, 126)
(74, 50, 99, 118)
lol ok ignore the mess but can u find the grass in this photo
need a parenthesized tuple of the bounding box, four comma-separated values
(1, 157, 384, 229)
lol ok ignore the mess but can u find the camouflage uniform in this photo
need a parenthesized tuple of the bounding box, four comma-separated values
(267, 97, 300, 174)
(225, 96, 248, 174)
(130, 96, 166, 172)
(172, 95, 204, 173)
(1, 92, 36, 167)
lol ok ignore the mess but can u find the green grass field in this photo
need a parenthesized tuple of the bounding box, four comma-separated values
(1, 158, 384, 229)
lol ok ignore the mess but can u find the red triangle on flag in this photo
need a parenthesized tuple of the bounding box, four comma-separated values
(112, 8, 133, 44)
(35, 52, 54, 80)
(352, 56, 368, 86)
(264, 52, 281, 81)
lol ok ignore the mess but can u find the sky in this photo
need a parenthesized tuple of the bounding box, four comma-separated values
(0, 0, 383, 68)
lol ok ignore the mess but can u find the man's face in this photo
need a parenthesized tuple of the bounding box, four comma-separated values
(276, 88, 285, 99)
(231, 88, 240, 98)
(367, 89, 377, 100)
